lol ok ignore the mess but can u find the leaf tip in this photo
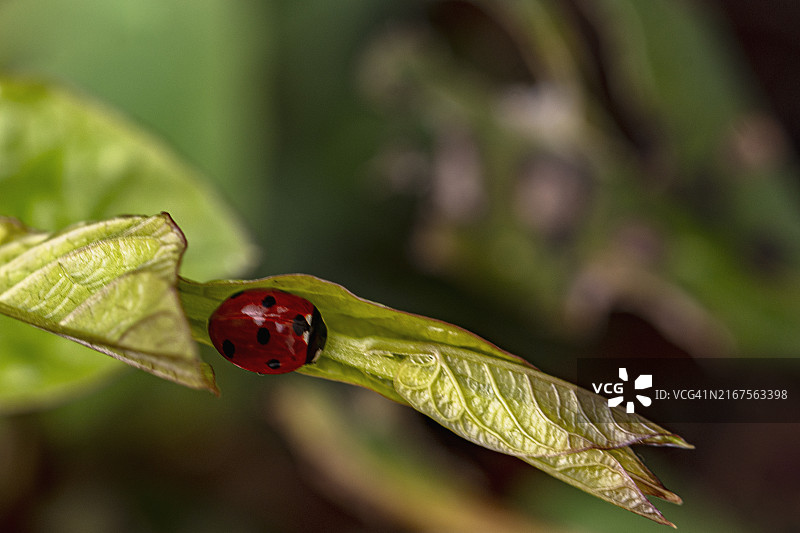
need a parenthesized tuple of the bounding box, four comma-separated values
(200, 362, 221, 397)
(647, 506, 677, 528)
(640, 432, 694, 450)
(667, 434, 694, 450)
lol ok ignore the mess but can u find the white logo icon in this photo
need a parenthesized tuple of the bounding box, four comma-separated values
(607, 368, 652, 413)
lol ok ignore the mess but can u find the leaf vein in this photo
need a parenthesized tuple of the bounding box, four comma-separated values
(436, 353, 515, 448)
(481, 362, 554, 454)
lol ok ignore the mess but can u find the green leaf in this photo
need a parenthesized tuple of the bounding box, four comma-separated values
(179, 274, 691, 525)
(0, 213, 217, 406)
(0, 78, 253, 410)
(0, 78, 255, 280)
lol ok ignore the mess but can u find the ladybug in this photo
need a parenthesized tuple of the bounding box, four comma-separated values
(208, 289, 327, 374)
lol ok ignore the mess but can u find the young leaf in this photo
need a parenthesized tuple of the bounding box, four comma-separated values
(179, 274, 691, 525)
(0, 213, 217, 395)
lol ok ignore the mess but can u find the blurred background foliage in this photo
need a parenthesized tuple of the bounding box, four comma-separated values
(1, 0, 799, 531)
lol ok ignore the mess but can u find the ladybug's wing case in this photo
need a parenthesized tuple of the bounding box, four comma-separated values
(208, 289, 327, 374)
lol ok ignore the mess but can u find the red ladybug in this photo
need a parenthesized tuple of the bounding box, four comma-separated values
(208, 289, 327, 374)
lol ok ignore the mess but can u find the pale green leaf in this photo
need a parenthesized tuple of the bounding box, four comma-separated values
(392, 344, 686, 453)
(0, 78, 256, 280)
(0, 213, 217, 404)
(0, 78, 253, 409)
(179, 274, 691, 525)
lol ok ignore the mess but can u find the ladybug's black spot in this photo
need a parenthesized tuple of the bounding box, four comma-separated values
(293, 314, 310, 335)
(230, 291, 244, 299)
(222, 339, 235, 358)
(267, 359, 281, 369)
(262, 295, 276, 308)
(257, 327, 270, 345)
